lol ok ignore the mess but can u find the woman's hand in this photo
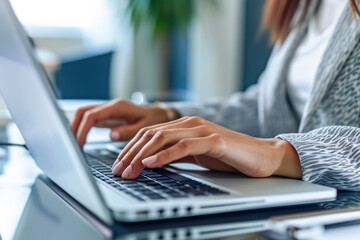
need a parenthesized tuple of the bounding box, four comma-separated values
(72, 99, 180, 147)
(112, 116, 303, 180)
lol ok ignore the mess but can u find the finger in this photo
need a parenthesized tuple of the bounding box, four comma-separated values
(110, 120, 146, 141)
(112, 129, 157, 177)
(95, 119, 128, 128)
(76, 103, 124, 146)
(111, 116, 211, 173)
(116, 116, 206, 160)
(112, 116, 198, 169)
(112, 126, 151, 169)
(114, 127, 208, 178)
(142, 134, 223, 168)
(71, 105, 98, 133)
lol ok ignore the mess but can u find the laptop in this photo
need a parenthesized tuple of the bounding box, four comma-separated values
(0, 0, 336, 225)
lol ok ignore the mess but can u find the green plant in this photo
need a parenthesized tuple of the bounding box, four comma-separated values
(127, 0, 215, 38)
(124, 0, 217, 98)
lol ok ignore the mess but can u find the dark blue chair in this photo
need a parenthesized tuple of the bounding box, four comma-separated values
(55, 47, 114, 100)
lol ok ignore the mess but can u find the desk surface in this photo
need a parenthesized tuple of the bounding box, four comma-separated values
(2, 103, 360, 239)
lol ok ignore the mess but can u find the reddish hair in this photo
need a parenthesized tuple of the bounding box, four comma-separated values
(263, 0, 360, 44)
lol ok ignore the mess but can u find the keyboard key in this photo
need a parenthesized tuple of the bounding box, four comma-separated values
(157, 179, 177, 184)
(146, 193, 166, 200)
(115, 185, 127, 190)
(115, 179, 129, 184)
(145, 182, 163, 187)
(206, 188, 229, 195)
(166, 192, 186, 198)
(185, 189, 207, 196)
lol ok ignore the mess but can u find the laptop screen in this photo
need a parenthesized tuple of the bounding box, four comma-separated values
(0, 0, 113, 224)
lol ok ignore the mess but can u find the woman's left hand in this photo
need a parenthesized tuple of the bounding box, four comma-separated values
(111, 116, 302, 179)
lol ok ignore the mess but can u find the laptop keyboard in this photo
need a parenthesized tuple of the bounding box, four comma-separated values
(85, 149, 230, 202)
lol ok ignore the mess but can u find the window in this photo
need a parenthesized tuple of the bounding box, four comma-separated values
(10, 0, 116, 46)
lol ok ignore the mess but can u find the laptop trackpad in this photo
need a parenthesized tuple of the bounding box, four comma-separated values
(167, 163, 302, 195)
(168, 163, 252, 192)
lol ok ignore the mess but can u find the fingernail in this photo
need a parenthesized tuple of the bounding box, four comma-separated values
(142, 155, 157, 167)
(112, 157, 121, 169)
(112, 160, 117, 169)
(122, 165, 132, 179)
(112, 161, 123, 175)
(110, 131, 120, 140)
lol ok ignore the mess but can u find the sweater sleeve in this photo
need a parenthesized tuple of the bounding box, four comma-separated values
(170, 84, 261, 137)
(277, 126, 360, 191)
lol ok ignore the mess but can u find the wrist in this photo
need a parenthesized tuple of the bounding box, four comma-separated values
(162, 107, 180, 122)
(150, 102, 180, 122)
(272, 139, 302, 179)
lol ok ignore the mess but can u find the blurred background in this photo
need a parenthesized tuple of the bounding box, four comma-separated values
(7, 0, 273, 104)
(0, 3, 274, 236)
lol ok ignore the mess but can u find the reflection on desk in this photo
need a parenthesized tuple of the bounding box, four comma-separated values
(0, 124, 42, 240)
(13, 175, 360, 240)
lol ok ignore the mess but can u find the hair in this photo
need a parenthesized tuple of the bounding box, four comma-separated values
(262, 0, 360, 44)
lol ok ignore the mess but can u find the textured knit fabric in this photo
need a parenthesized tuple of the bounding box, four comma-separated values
(171, 0, 360, 191)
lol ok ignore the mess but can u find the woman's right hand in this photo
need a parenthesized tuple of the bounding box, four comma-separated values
(71, 99, 178, 147)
